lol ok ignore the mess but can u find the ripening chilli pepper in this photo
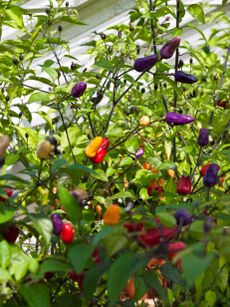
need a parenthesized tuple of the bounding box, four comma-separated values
(176, 176, 192, 195)
(134, 54, 158, 72)
(160, 37, 180, 59)
(139, 226, 178, 248)
(103, 204, 120, 225)
(60, 222, 75, 244)
(174, 208, 191, 226)
(203, 163, 220, 187)
(197, 128, 209, 147)
(90, 137, 110, 163)
(71, 81, 87, 98)
(174, 71, 198, 84)
(85, 136, 103, 158)
(165, 112, 194, 125)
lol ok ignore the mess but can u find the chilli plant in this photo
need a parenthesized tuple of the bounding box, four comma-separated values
(0, 0, 229, 306)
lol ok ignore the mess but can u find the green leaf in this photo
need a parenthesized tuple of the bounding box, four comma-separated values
(93, 226, 120, 246)
(205, 290, 216, 306)
(20, 283, 50, 307)
(92, 169, 108, 182)
(160, 263, 185, 286)
(40, 259, 71, 274)
(156, 212, 176, 227)
(94, 59, 113, 70)
(182, 253, 214, 287)
(60, 15, 85, 25)
(222, 0, 228, 5)
(178, 0, 185, 22)
(68, 242, 94, 274)
(108, 191, 134, 201)
(43, 66, 59, 81)
(139, 188, 149, 201)
(144, 270, 169, 304)
(0, 174, 29, 184)
(30, 215, 53, 245)
(6, 6, 24, 29)
(119, 157, 133, 167)
(58, 184, 82, 223)
(0, 241, 11, 269)
(0, 208, 15, 224)
(108, 253, 146, 306)
(13, 261, 29, 281)
(103, 229, 128, 256)
(28, 92, 50, 103)
(0, 268, 11, 282)
(84, 263, 108, 299)
(188, 4, 205, 23)
(185, 23, 206, 42)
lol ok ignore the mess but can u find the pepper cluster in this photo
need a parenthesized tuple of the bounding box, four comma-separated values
(51, 213, 75, 244)
(85, 136, 110, 163)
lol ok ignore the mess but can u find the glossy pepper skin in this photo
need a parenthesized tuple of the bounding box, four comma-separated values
(123, 222, 144, 232)
(60, 223, 75, 244)
(103, 204, 120, 225)
(135, 148, 144, 159)
(160, 37, 180, 59)
(2, 225, 20, 243)
(90, 137, 110, 163)
(71, 81, 87, 98)
(139, 226, 177, 248)
(167, 241, 186, 260)
(174, 209, 191, 226)
(203, 163, 220, 187)
(134, 54, 158, 72)
(175, 71, 198, 84)
(177, 176, 192, 195)
(197, 128, 209, 147)
(85, 136, 103, 158)
(200, 163, 220, 177)
(51, 213, 63, 235)
(165, 112, 194, 125)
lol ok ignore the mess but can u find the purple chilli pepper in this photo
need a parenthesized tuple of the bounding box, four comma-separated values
(134, 54, 158, 72)
(175, 71, 198, 84)
(71, 81, 87, 98)
(203, 163, 220, 188)
(165, 112, 194, 125)
(160, 37, 181, 59)
(51, 213, 63, 235)
(174, 209, 192, 226)
(197, 128, 209, 147)
(135, 148, 144, 159)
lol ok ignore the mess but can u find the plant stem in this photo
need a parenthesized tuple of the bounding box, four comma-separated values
(191, 146, 202, 181)
(149, 0, 157, 54)
(103, 72, 145, 134)
(57, 104, 76, 163)
(172, 0, 180, 163)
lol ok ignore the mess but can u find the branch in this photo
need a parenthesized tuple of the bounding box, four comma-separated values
(149, 0, 157, 54)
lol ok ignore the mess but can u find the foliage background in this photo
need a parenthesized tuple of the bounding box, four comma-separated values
(0, 0, 229, 306)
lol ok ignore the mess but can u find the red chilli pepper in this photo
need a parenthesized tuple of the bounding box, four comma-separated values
(91, 138, 110, 163)
(139, 226, 177, 248)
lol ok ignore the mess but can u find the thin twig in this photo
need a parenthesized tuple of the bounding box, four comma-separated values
(149, 0, 157, 54)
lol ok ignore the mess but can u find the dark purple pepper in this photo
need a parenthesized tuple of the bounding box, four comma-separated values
(165, 112, 194, 125)
(135, 148, 144, 159)
(134, 54, 158, 72)
(71, 82, 87, 98)
(197, 128, 209, 147)
(174, 209, 191, 226)
(203, 163, 220, 187)
(175, 71, 198, 84)
(51, 214, 63, 235)
(160, 37, 180, 59)
(71, 188, 88, 206)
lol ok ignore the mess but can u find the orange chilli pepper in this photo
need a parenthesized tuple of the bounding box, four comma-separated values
(103, 204, 120, 225)
(85, 136, 103, 158)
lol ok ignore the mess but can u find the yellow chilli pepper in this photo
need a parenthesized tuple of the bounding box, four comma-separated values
(85, 136, 103, 158)
(103, 204, 120, 225)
